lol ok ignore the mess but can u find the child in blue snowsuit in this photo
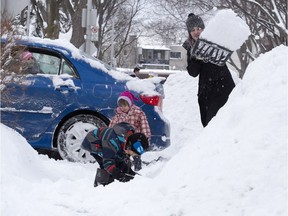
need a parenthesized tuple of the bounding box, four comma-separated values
(82, 122, 149, 186)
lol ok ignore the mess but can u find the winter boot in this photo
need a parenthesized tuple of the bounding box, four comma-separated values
(94, 168, 114, 187)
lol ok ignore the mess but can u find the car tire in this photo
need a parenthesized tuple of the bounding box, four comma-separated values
(56, 114, 108, 163)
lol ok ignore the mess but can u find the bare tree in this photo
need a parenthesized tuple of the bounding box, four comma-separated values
(96, 0, 145, 63)
(222, 0, 287, 77)
(1, 11, 29, 107)
(1, 11, 26, 73)
(45, 0, 61, 39)
(143, 0, 215, 44)
(142, 0, 287, 77)
(14, 0, 145, 65)
(66, 0, 86, 48)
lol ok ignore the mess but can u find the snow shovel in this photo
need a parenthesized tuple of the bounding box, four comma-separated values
(191, 38, 233, 66)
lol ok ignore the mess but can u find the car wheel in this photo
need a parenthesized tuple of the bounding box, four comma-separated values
(56, 114, 108, 163)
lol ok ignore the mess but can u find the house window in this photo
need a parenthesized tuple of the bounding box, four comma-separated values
(170, 52, 181, 59)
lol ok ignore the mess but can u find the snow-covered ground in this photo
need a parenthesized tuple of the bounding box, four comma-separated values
(1, 44, 287, 216)
(1, 8, 287, 216)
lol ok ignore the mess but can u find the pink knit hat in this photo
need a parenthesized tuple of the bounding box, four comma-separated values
(20, 51, 33, 60)
(117, 91, 138, 106)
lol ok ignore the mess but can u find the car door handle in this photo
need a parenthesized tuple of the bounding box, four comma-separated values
(55, 85, 75, 92)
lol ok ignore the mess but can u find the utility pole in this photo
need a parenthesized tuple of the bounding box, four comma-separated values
(82, 0, 98, 55)
(85, 0, 92, 54)
(26, 2, 31, 36)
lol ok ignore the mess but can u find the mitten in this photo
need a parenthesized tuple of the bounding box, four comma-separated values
(111, 168, 133, 182)
(182, 39, 191, 52)
(119, 173, 134, 182)
(126, 168, 136, 176)
(111, 168, 122, 180)
(133, 155, 142, 171)
(122, 154, 132, 171)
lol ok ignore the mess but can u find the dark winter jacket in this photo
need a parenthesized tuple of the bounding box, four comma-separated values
(185, 42, 235, 127)
(82, 126, 133, 177)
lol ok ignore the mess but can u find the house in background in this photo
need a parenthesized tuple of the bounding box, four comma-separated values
(137, 45, 170, 65)
(117, 35, 138, 68)
(120, 35, 187, 71)
(136, 36, 187, 71)
(169, 45, 187, 70)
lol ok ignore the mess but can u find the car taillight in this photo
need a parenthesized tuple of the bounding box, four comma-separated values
(140, 94, 162, 110)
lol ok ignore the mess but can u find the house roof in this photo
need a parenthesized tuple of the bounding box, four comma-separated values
(140, 45, 171, 51)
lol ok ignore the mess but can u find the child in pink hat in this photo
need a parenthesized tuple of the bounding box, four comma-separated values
(19, 51, 41, 74)
(109, 90, 151, 171)
(20, 51, 34, 61)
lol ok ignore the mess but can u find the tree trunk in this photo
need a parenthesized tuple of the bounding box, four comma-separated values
(70, 0, 86, 48)
(46, 0, 60, 39)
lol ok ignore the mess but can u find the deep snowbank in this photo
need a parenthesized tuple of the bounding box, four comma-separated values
(155, 45, 287, 215)
(1, 45, 287, 216)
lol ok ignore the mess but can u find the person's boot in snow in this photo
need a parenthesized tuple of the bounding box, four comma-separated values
(94, 168, 114, 187)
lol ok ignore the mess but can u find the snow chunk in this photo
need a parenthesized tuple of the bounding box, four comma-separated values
(201, 9, 251, 51)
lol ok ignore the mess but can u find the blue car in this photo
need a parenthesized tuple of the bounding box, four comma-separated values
(1, 37, 170, 162)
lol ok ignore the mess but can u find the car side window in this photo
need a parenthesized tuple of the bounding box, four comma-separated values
(2, 45, 78, 77)
(33, 53, 60, 75)
(1, 47, 44, 75)
(60, 59, 77, 76)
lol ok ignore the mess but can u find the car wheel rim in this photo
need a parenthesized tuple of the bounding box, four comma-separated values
(60, 121, 96, 163)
